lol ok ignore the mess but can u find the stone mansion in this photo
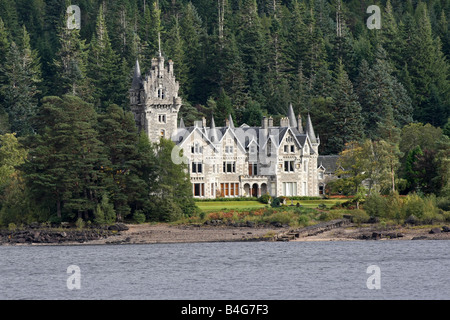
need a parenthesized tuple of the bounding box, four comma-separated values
(130, 51, 334, 199)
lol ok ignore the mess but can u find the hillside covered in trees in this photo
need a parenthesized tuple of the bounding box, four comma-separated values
(0, 0, 449, 225)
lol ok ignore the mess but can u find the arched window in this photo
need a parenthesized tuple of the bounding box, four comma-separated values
(160, 129, 165, 137)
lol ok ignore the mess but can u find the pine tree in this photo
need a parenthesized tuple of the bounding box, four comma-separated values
(165, 16, 188, 98)
(179, 2, 203, 100)
(0, 26, 42, 136)
(96, 104, 147, 221)
(87, 4, 123, 111)
(150, 138, 197, 220)
(218, 33, 249, 108)
(0, 18, 10, 133)
(23, 95, 108, 221)
(356, 47, 412, 140)
(214, 88, 234, 126)
(407, 3, 450, 127)
(284, 0, 308, 81)
(54, 6, 89, 98)
(236, 0, 268, 104)
(325, 61, 363, 154)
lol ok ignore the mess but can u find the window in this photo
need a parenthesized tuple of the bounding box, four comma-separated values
(194, 183, 205, 197)
(192, 162, 202, 174)
(303, 160, 308, 172)
(223, 161, 236, 173)
(284, 161, 294, 172)
(158, 114, 166, 123)
(284, 145, 288, 153)
(160, 129, 165, 137)
(248, 163, 258, 176)
(191, 143, 202, 154)
(225, 146, 233, 154)
(221, 183, 239, 197)
(290, 145, 295, 153)
(319, 184, 324, 195)
(283, 182, 297, 196)
(318, 171, 324, 180)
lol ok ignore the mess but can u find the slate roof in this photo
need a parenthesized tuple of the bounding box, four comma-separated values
(317, 155, 340, 174)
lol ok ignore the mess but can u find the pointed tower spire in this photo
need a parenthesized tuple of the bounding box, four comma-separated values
(306, 113, 317, 144)
(179, 117, 185, 129)
(209, 115, 219, 143)
(131, 59, 142, 89)
(228, 114, 235, 129)
(287, 103, 297, 128)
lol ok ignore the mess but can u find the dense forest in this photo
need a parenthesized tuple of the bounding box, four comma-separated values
(0, 0, 449, 226)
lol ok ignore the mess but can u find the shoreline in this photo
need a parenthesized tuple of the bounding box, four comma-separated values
(2, 221, 450, 246)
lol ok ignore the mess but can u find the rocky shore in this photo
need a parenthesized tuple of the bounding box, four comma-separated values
(1, 220, 450, 246)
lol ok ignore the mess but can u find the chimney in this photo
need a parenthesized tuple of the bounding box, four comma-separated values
(297, 114, 303, 133)
(168, 60, 174, 75)
(202, 116, 207, 128)
(262, 116, 268, 129)
(268, 116, 273, 127)
(280, 117, 289, 127)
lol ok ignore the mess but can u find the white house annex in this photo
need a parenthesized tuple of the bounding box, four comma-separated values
(129, 50, 332, 199)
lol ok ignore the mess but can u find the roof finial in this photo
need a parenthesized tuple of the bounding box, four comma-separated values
(158, 32, 162, 57)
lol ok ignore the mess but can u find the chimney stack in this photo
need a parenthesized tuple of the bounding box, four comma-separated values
(262, 116, 268, 129)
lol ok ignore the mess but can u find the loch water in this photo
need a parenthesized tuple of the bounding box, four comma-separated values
(1, 240, 449, 300)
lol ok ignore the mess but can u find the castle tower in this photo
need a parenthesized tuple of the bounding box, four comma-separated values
(130, 44, 182, 143)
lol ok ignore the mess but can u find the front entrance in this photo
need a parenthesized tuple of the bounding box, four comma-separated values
(252, 183, 259, 198)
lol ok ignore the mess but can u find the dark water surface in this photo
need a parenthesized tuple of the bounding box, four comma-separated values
(1, 240, 449, 300)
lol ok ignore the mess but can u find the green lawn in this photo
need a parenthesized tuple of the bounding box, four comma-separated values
(196, 199, 348, 213)
(196, 201, 266, 213)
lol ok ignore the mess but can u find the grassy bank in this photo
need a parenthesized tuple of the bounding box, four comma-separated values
(179, 198, 356, 228)
(196, 199, 348, 213)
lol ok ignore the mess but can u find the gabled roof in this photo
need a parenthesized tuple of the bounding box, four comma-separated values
(317, 155, 340, 174)
(173, 126, 219, 152)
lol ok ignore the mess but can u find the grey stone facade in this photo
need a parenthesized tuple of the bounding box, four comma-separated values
(130, 53, 322, 198)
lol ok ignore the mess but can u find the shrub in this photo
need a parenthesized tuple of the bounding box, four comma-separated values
(8, 223, 17, 231)
(133, 210, 146, 224)
(258, 194, 271, 204)
(75, 218, 85, 230)
(94, 193, 116, 225)
(364, 193, 387, 218)
(265, 211, 293, 225)
(402, 193, 426, 220)
(297, 215, 310, 227)
(385, 192, 404, 222)
(270, 197, 281, 208)
(351, 209, 370, 224)
(437, 197, 450, 211)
